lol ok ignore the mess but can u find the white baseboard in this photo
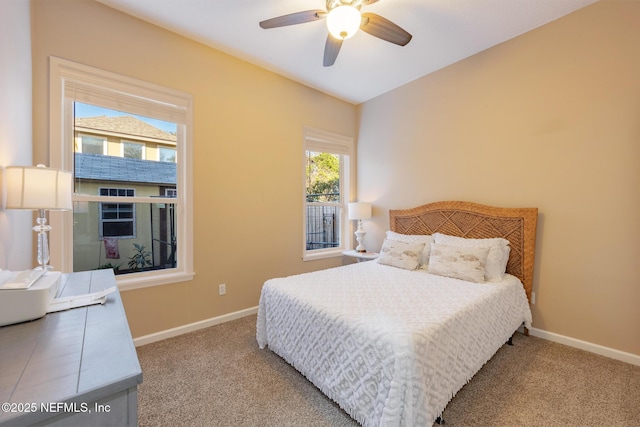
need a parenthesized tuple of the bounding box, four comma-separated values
(132, 309, 640, 368)
(529, 327, 640, 367)
(133, 306, 259, 347)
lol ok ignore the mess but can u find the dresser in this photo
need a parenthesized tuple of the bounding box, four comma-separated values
(0, 270, 142, 426)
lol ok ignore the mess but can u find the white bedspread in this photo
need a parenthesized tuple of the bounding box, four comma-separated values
(257, 261, 532, 426)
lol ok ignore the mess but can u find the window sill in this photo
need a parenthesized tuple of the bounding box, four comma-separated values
(302, 249, 346, 262)
(117, 270, 195, 291)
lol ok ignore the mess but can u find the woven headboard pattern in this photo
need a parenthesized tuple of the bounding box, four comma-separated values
(389, 201, 538, 302)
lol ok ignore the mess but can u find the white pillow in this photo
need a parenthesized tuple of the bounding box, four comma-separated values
(385, 231, 434, 269)
(432, 233, 510, 281)
(428, 243, 490, 283)
(376, 239, 426, 271)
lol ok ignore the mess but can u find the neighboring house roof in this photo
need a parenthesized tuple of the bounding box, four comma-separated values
(75, 115, 176, 142)
(75, 153, 176, 185)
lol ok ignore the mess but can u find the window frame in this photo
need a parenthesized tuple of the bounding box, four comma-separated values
(302, 127, 353, 261)
(48, 57, 194, 290)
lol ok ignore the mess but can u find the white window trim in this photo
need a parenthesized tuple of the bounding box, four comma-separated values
(48, 57, 194, 291)
(302, 127, 353, 261)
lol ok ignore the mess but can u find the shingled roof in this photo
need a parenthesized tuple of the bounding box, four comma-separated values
(75, 115, 176, 142)
(75, 153, 176, 185)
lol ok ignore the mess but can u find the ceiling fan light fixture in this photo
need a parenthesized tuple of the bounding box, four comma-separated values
(326, 5, 361, 40)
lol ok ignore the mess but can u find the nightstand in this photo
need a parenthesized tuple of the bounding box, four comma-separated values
(342, 250, 379, 262)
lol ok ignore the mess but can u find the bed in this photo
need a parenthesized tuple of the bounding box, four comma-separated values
(257, 201, 537, 426)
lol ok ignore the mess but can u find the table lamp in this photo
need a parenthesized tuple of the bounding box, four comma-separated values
(5, 164, 72, 272)
(348, 202, 372, 252)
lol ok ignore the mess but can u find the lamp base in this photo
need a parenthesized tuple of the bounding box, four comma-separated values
(33, 210, 52, 273)
(354, 228, 367, 253)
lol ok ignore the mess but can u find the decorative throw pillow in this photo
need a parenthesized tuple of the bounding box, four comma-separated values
(376, 239, 426, 271)
(385, 231, 434, 269)
(427, 243, 490, 283)
(432, 233, 510, 281)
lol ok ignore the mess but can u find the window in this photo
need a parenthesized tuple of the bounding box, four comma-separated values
(122, 141, 145, 159)
(159, 147, 177, 163)
(49, 57, 194, 290)
(79, 134, 106, 154)
(303, 127, 352, 260)
(99, 188, 136, 238)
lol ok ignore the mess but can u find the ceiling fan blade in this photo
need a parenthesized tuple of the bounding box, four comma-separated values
(323, 35, 343, 67)
(259, 10, 326, 29)
(360, 12, 412, 46)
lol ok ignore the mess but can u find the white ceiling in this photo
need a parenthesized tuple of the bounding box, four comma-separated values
(96, 0, 597, 105)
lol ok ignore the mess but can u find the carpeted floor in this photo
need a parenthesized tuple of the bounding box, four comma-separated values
(136, 315, 640, 426)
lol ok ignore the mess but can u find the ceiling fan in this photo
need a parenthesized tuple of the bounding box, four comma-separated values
(259, 0, 412, 67)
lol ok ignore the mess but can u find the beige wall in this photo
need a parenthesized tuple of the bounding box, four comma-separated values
(31, 0, 356, 338)
(357, 0, 640, 356)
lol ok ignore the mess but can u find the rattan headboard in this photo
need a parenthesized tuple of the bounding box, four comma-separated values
(389, 201, 538, 303)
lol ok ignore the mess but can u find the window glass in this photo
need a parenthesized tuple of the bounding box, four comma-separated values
(72, 104, 177, 275)
(159, 147, 177, 163)
(123, 141, 144, 159)
(305, 151, 341, 251)
(80, 135, 105, 154)
(73, 201, 176, 273)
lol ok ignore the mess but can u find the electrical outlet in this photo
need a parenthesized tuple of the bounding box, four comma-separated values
(219, 283, 226, 296)
(531, 291, 536, 304)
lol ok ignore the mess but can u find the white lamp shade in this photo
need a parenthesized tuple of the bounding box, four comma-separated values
(5, 165, 72, 210)
(348, 202, 372, 220)
(326, 5, 361, 40)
